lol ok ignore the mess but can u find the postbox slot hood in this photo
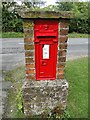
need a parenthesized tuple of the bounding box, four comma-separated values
(36, 33, 57, 37)
(37, 36, 56, 38)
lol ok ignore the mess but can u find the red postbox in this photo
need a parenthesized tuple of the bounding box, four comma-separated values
(34, 20, 58, 80)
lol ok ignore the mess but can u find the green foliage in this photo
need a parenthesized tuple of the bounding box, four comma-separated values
(23, 0, 45, 8)
(69, 18, 89, 34)
(48, 109, 70, 120)
(1, 32, 23, 38)
(3, 66, 25, 118)
(2, 2, 23, 32)
(42, 5, 58, 11)
(68, 32, 88, 38)
(70, 2, 89, 34)
(56, 2, 89, 34)
(56, 2, 73, 11)
(61, 110, 70, 120)
(2, 2, 89, 34)
(16, 88, 23, 112)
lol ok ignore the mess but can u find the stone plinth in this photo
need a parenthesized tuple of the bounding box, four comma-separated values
(23, 79, 68, 116)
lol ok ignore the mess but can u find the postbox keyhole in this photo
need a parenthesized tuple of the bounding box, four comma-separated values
(42, 44, 44, 48)
(44, 25, 49, 30)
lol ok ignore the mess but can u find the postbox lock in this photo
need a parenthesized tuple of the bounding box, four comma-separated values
(44, 25, 49, 30)
(41, 60, 47, 66)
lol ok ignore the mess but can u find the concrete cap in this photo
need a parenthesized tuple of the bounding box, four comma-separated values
(19, 10, 73, 19)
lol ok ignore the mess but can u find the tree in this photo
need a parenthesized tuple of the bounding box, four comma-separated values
(2, 0, 46, 32)
(70, 2, 89, 33)
(22, 0, 46, 10)
(56, 2, 89, 34)
(2, 2, 23, 32)
(56, 2, 73, 11)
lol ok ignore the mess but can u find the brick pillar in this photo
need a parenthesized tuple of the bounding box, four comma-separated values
(23, 20, 35, 80)
(57, 20, 69, 79)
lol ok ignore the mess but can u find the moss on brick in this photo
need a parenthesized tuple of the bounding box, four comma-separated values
(23, 21, 34, 28)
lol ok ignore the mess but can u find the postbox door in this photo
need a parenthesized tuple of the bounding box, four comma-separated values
(34, 19, 58, 80)
(35, 42, 57, 80)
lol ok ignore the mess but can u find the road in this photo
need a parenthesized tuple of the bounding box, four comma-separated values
(67, 38, 88, 60)
(0, 38, 88, 119)
(1, 38, 88, 71)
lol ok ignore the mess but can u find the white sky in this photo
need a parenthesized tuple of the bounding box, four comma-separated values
(45, 0, 89, 5)
(16, 0, 89, 6)
(15, 0, 56, 6)
(45, 0, 56, 5)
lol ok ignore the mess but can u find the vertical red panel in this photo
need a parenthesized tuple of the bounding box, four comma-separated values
(34, 20, 58, 80)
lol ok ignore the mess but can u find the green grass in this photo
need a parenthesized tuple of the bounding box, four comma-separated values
(65, 57, 88, 118)
(68, 32, 89, 38)
(0, 32, 89, 38)
(1, 32, 24, 38)
(4, 66, 26, 118)
(4, 57, 88, 118)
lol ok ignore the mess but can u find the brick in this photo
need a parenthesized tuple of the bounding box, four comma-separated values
(26, 69, 35, 74)
(24, 29, 33, 37)
(25, 51, 34, 57)
(58, 57, 66, 62)
(24, 44, 34, 50)
(26, 75, 35, 80)
(59, 36, 68, 43)
(58, 50, 67, 57)
(57, 75, 64, 79)
(59, 44, 67, 49)
(24, 29, 33, 33)
(26, 64, 35, 69)
(60, 29, 68, 35)
(24, 38, 34, 42)
(25, 58, 34, 63)
(60, 22, 69, 28)
(57, 63, 65, 69)
(58, 69, 64, 75)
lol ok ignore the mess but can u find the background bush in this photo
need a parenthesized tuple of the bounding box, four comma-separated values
(2, 2, 90, 34)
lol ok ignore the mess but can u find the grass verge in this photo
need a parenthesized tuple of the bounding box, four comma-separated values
(1, 32, 89, 38)
(4, 57, 88, 118)
(3, 66, 25, 118)
(68, 32, 89, 38)
(1, 32, 24, 38)
(65, 57, 88, 118)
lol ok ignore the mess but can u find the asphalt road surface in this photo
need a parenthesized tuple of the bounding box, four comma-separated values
(1, 38, 88, 71)
(67, 38, 88, 60)
(0, 37, 88, 119)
